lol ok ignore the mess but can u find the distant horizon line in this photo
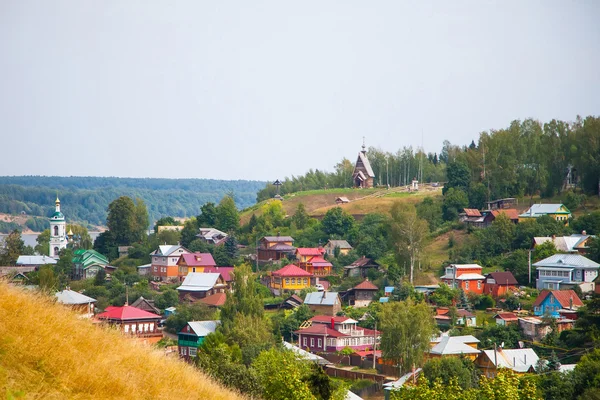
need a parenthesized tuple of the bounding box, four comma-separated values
(0, 175, 269, 183)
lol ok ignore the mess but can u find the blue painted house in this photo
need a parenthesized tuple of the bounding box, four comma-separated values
(532, 290, 583, 318)
(178, 320, 220, 361)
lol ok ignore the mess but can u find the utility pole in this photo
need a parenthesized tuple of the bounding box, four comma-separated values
(372, 319, 377, 369)
(528, 249, 532, 286)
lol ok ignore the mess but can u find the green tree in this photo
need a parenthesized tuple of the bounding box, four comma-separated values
(154, 288, 179, 310)
(35, 229, 50, 256)
(355, 213, 389, 260)
(0, 229, 25, 265)
(220, 264, 264, 331)
(164, 302, 215, 334)
(67, 224, 93, 249)
(390, 203, 428, 284)
(106, 196, 141, 246)
(197, 202, 218, 227)
(134, 198, 149, 238)
(292, 203, 309, 230)
(380, 298, 437, 374)
(179, 217, 199, 248)
(321, 207, 356, 237)
(93, 268, 107, 286)
(573, 348, 600, 399)
(215, 196, 239, 233)
(534, 241, 557, 262)
(153, 216, 179, 233)
(37, 265, 60, 293)
(422, 357, 477, 390)
(442, 188, 469, 221)
(478, 324, 522, 349)
(443, 161, 470, 195)
(157, 229, 181, 246)
(416, 197, 443, 231)
(429, 283, 460, 307)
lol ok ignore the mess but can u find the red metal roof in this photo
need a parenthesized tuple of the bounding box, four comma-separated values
(533, 290, 584, 308)
(179, 253, 216, 267)
(202, 266, 234, 282)
(491, 209, 520, 220)
(97, 305, 161, 321)
(464, 209, 482, 217)
(353, 350, 382, 358)
(495, 312, 518, 321)
(294, 324, 347, 337)
(273, 264, 313, 277)
(199, 292, 227, 307)
(310, 315, 355, 324)
(308, 256, 332, 266)
(296, 248, 324, 256)
(353, 279, 378, 291)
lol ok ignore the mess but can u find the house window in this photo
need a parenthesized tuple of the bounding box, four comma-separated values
(192, 267, 196, 272)
(124, 324, 129, 333)
(310, 338, 314, 347)
(465, 281, 470, 290)
(183, 347, 187, 356)
(303, 278, 308, 285)
(291, 278, 296, 285)
(154, 267, 157, 272)
(477, 281, 481, 289)
(285, 278, 290, 285)
(550, 296, 554, 304)
(54, 226, 59, 236)
(318, 338, 322, 348)
(303, 337, 307, 347)
(189, 348, 197, 357)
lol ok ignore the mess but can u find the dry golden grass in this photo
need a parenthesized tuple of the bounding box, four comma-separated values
(0, 282, 245, 400)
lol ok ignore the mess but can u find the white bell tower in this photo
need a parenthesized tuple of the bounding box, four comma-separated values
(49, 196, 68, 259)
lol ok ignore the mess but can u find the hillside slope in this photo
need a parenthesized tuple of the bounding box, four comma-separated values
(0, 282, 245, 400)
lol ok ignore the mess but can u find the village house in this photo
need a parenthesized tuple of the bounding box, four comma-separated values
(532, 289, 583, 318)
(429, 334, 480, 360)
(534, 254, 599, 292)
(434, 308, 476, 327)
(494, 312, 519, 326)
(198, 292, 228, 308)
(519, 316, 576, 341)
(176, 272, 227, 302)
(483, 271, 518, 297)
(55, 289, 97, 318)
(485, 198, 517, 211)
(304, 291, 342, 316)
(483, 209, 519, 226)
(202, 266, 234, 287)
(323, 239, 353, 257)
(269, 264, 314, 296)
(196, 228, 228, 246)
(177, 253, 217, 281)
(344, 256, 380, 278)
(347, 279, 378, 307)
(295, 316, 380, 353)
(533, 232, 596, 255)
(352, 143, 375, 188)
(72, 249, 110, 280)
(257, 235, 296, 263)
(136, 263, 151, 276)
(178, 320, 220, 361)
(130, 296, 161, 315)
(335, 197, 350, 205)
(150, 245, 190, 282)
(459, 209, 486, 228)
(96, 305, 162, 343)
(476, 348, 539, 377)
(518, 203, 571, 224)
(440, 264, 485, 294)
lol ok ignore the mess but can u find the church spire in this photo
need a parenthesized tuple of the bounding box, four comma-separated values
(55, 195, 61, 213)
(361, 136, 366, 154)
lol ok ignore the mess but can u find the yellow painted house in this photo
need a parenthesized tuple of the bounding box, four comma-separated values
(518, 203, 572, 225)
(270, 264, 314, 295)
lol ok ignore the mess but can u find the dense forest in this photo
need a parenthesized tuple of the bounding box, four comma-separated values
(0, 177, 265, 229)
(257, 116, 600, 202)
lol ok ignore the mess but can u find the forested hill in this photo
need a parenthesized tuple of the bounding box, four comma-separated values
(0, 176, 266, 228)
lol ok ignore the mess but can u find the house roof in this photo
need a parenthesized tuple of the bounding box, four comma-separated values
(179, 253, 216, 267)
(294, 324, 347, 337)
(430, 336, 481, 355)
(441, 272, 486, 280)
(283, 341, 332, 365)
(532, 290, 584, 308)
(97, 305, 161, 321)
(353, 279, 378, 291)
(304, 291, 340, 306)
(150, 245, 188, 257)
(534, 235, 594, 252)
(310, 315, 358, 324)
(72, 249, 109, 268)
(432, 334, 479, 344)
(177, 273, 224, 292)
(269, 243, 296, 251)
(16, 255, 57, 265)
(490, 209, 520, 220)
(464, 209, 482, 217)
(451, 263, 483, 270)
(55, 289, 97, 305)
(357, 151, 375, 177)
(482, 348, 539, 372)
(197, 228, 228, 242)
(519, 203, 571, 217)
(136, 263, 151, 270)
(456, 309, 476, 318)
(296, 248, 324, 256)
(183, 320, 220, 337)
(533, 254, 599, 269)
(486, 271, 518, 285)
(273, 264, 313, 277)
(199, 292, 227, 307)
(203, 267, 234, 282)
(130, 296, 160, 314)
(494, 312, 519, 321)
(326, 240, 352, 249)
(335, 197, 350, 203)
(263, 236, 294, 242)
(349, 256, 379, 268)
(308, 256, 332, 267)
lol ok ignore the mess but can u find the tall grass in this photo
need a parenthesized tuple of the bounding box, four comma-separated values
(0, 282, 245, 400)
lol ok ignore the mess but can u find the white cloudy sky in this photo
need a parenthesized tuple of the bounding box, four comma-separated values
(1, 1, 599, 180)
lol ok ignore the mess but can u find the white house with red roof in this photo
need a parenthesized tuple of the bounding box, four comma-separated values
(294, 316, 380, 353)
(96, 305, 162, 342)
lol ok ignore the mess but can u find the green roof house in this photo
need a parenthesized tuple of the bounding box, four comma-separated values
(72, 249, 109, 280)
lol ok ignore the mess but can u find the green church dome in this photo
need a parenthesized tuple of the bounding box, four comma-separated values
(51, 211, 65, 220)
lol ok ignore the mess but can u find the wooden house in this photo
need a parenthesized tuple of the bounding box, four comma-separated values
(295, 316, 380, 353)
(483, 271, 518, 297)
(483, 209, 519, 226)
(304, 291, 342, 316)
(150, 245, 190, 282)
(532, 289, 583, 318)
(55, 289, 97, 318)
(494, 312, 519, 326)
(177, 253, 217, 281)
(485, 198, 517, 210)
(476, 348, 539, 377)
(429, 334, 480, 360)
(130, 296, 161, 315)
(348, 279, 378, 307)
(178, 320, 220, 361)
(324, 240, 353, 257)
(96, 305, 162, 343)
(176, 272, 227, 302)
(335, 197, 350, 205)
(343, 257, 380, 278)
(257, 235, 296, 262)
(440, 264, 485, 294)
(269, 264, 314, 295)
(519, 204, 571, 224)
(459, 209, 486, 228)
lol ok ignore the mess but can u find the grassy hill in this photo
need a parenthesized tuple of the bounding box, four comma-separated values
(0, 282, 245, 400)
(240, 185, 443, 224)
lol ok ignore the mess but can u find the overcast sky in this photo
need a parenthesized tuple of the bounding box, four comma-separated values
(1, 1, 599, 181)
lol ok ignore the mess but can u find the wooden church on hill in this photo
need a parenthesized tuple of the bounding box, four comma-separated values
(352, 142, 375, 188)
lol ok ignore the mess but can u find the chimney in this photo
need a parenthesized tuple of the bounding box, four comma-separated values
(524, 354, 527, 365)
(582, 230, 587, 235)
(331, 316, 335, 330)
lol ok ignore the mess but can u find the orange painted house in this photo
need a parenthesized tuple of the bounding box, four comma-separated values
(295, 248, 332, 276)
(483, 271, 518, 297)
(440, 264, 485, 294)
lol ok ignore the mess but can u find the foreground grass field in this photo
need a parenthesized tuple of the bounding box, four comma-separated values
(0, 282, 245, 400)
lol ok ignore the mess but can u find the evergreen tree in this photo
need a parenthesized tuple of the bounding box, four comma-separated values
(0, 229, 25, 265)
(215, 196, 239, 233)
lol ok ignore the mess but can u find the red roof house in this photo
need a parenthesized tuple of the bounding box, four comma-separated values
(177, 253, 217, 281)
(96, 305, 162, 341)
(349, 279, 379, 307)
(295, 316, 381, 353)
(494, 312, 519, 326)
(533, 290, 584, 318)
(269, 264, 314, 295)
(199, 292, 227, 307)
